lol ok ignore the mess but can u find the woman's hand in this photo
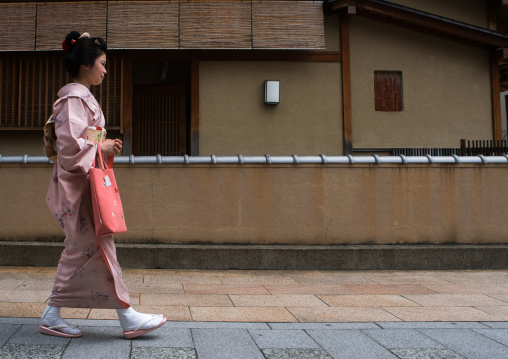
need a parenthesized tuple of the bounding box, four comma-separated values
(100, 139, 123, 156)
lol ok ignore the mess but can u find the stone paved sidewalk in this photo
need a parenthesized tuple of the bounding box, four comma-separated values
(2, 267, 508, 357)
(1, 267, 508, 322)
(1, 317, 508, 358)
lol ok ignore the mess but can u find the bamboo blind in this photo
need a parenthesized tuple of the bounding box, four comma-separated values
(36, 2, 107, 51)
(252, 1, 325, 49)
(0, 3, 36, 51)
(0, 1, 325, 51)
(108, 1, 179, 49)
(136, 86, 186, 156)
(0, 53, 122, 129)
(180, 2, 252, 49)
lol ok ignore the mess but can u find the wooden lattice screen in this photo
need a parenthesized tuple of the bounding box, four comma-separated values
(134, 85, 187, 156)
(0, 53, 122, 130)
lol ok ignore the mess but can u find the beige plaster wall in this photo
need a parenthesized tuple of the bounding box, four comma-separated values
(1, 164, 507, 245)
(0, 132, 45, 156)
(391, 0, 488, 28)
(199, 61, 343, 156)
(349, 17, 492, 149)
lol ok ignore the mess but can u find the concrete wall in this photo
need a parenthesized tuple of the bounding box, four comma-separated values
(1, 164, 507, 245)
(349, 16, 492, 149)
(199, 61, 343, 156)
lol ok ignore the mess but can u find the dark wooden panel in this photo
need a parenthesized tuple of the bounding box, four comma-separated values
(134, 85, 187, 156)
(374, 71, 402, 112)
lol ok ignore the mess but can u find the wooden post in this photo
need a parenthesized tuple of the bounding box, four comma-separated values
(340, 7, 354, 155)
(491, 52, 502, 141)
(190, 56, 200, 156)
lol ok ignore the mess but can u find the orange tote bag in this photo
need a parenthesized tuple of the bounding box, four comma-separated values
(89, 143, 127, 237)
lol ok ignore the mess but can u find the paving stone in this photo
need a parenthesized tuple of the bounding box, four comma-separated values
(307, 329, 398, 359)
(130, 347, 196, 359)
(131, 328, 194, 348)
(472, 329, 508, 346)
(383, 306, 500, 322)
(192, 328, 264, 359)
(480, 321, 508, 328)
(0, 317, 40, 325)
(0, 323, 19, 347)
(0, 343, 66, 359)
(318, 295, 419, 307)
(9, 324, 71, 345)
(362, 329, 444, 349)
(161, 321, 270, 329)
(269, 322, 380, 330)
(403, 294, 506, 307)
(262, 348, 332, 359)
(0, 290, 51, 303)
(183, 284, 270, 295)
(249, 329, 320, 349)
(190, 306, 297, 322)
(288, 306, 401, 322)
(62, 327, 131, 359)
(264, 284, 354, 295)
(376, 322, 489, 329)
(418, 329, 508, 359)
(344, 284, 436, 295)
(141, 293, 233, 307)
(390, 348, 465, 359)
(475, 306, 508, 320)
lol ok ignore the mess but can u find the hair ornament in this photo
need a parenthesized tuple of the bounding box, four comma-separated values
(71, 39, 76, 45)
(79, 32, 90, 39)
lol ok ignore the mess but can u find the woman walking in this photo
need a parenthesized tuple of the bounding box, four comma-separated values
(41, 31, 166, 339)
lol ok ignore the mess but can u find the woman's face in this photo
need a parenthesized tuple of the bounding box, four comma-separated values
(81, 54, 107, 86)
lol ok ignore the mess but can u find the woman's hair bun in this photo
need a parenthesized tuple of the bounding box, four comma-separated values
(63, 31, 80, 52)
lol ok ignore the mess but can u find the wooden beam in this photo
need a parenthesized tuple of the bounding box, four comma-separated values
(190, 57, 199, 156)
(340, 10, 353, 155)
(491, 52, 502, 141)
(125, 50, 342, 63)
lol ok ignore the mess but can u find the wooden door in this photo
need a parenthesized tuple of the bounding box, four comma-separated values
(133, 85, 187, 156)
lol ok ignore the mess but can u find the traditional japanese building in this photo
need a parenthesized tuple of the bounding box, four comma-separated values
(1, 0, 507, 269)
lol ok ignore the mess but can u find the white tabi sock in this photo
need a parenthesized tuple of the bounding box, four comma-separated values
(116, 307, 164, 331)
(41, 305, 81, 335)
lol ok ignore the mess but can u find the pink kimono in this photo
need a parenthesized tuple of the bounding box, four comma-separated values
(46, 83, 130, 309)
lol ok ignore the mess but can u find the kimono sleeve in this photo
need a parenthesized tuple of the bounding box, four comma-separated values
(54, 96, 97, 175)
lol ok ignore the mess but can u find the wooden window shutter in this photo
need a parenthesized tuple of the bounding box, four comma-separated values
(0, 3, 36, 51)
(36, 2, 107, 50)
(90, 54, 123, 129)
(108, 2, 179, 49)
(374, 71, 403, 112)
(253, 1, 325, 49)
(180, 1, 251, 49)
(0, 53, 122, 130)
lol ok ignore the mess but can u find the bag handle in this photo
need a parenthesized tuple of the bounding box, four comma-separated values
(93, 143, 114, 169)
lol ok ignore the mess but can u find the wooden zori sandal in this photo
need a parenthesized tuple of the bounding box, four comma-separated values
(40, 324, 82, 338)
(123, 316, 167, 339)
